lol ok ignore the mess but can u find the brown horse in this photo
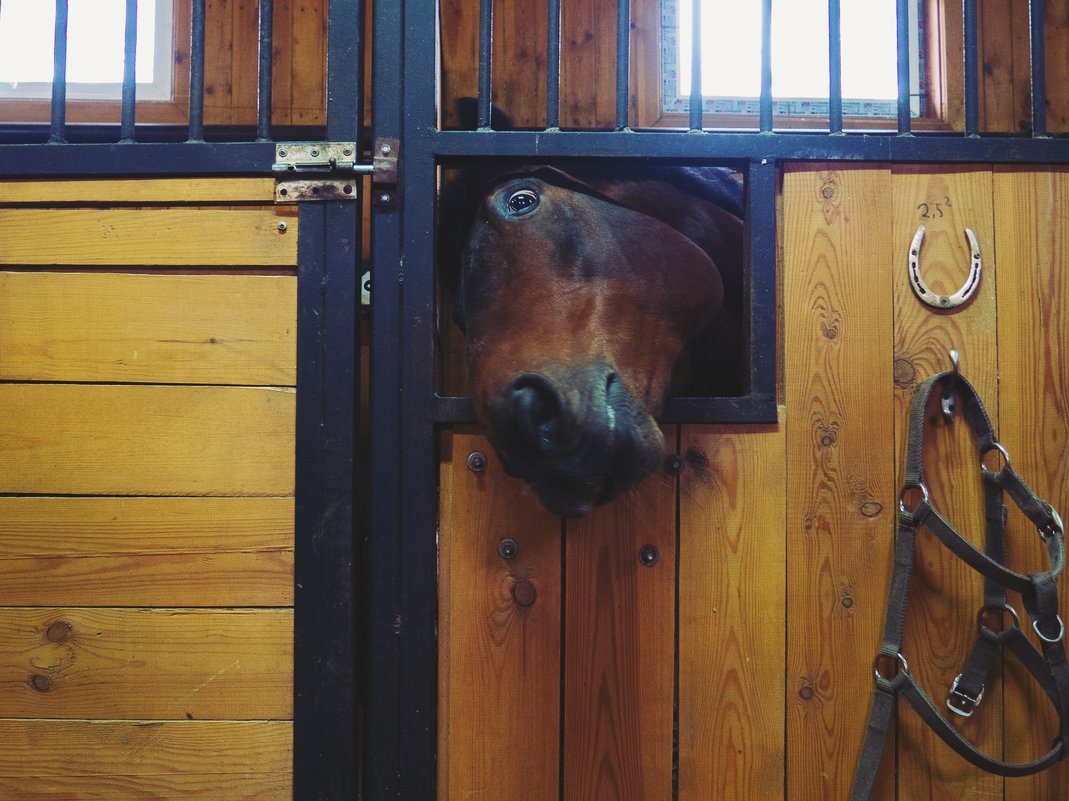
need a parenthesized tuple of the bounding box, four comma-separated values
(439, 161, 745, 517)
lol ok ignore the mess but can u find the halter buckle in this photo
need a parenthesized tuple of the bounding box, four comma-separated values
(946, 674, 984, 717)
(1039, 505, 1064, 541)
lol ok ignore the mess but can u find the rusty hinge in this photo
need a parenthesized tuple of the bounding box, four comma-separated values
(273, 138, 398, 205)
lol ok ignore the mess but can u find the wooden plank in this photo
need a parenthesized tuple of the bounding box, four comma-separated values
(230, 0, 261, 125)
(563, 427, 676, 801)
(0, 608, 292, 720)
(0, 719, 290, 801)
(290, 0, 326, 125)
(993, 166, 1069, 801)
(0, 496, 293, 605)
(0, 272, 296, 385)
(782, 165, 896, 801)
(437, 428, 562, 801)
(891, 166, 1001, 801)
(204, 0, 236, 126)
(270, 0, 294, 126)
(677, 420, 786, 801)
(561, 0, 616, 128)
(1046, 1, 1069, 132)
(0, 384, 295, 496)
(0, 178, 277, 204)
(0, 207, 297, 267)
(493, 0, 547, 128)
(438, 0, 478, 129)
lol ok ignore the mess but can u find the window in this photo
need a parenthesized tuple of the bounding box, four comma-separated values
(660, 0, 925, 124)
(0, 0, 174, 103)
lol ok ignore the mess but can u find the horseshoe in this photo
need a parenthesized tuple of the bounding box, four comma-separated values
(908, 225, 982, 309)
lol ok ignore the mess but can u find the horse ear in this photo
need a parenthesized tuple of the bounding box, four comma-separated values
(454, 97, 515, 131)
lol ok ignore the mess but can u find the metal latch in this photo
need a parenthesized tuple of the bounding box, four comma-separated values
(273, 138, 398, 205)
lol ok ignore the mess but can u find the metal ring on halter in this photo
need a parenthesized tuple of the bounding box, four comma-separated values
(873, 651, 909, 682)
(979, 441, 1011, 474)
(908, 225, 982, 309)
(898, 482, 930, 515)
(1033, 615, 1065, 644)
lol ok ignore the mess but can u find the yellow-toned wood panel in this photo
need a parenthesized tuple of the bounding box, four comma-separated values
(437, 428, 562, 801)
(993, 167, 1069, 801)
(0, 272, 296, 385)
(0, 719, 291, 801)
(891, 167, 1001, 800)
(563, 428, 676, 801)
(0, 178, 278, 204)
(783, 165, 896, 801)
(0, 207, 297, 266)
(0, 608, 293, 720)
(0, 384, 295, 496)
(677, 420, 786, 801)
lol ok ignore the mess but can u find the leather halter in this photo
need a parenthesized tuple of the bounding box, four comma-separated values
(851, 368, 1068, 800)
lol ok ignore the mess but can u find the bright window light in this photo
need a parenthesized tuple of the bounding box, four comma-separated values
(0, 0, 173, 100)
(666, 0, 922, 117)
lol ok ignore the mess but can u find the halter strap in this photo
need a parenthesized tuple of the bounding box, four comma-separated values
(850, 371, 1068, 801)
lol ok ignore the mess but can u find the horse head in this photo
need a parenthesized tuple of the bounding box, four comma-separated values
(440, 162, 745, 517)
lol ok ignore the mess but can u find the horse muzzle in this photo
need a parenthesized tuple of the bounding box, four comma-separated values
(486, 364, 663, 517)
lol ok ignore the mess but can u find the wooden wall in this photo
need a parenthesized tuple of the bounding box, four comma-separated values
(437, 164, 1069, 800)
(0, 178, 297, 798)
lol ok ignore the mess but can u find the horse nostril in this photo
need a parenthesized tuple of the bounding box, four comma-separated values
(509, 374, 564, 451)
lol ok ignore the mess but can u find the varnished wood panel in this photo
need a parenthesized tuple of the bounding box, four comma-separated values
(563, 428, 676, 801)
(0, 496, 293, 606)
(0, 719, 291, 800)
(437, 428, 562, 801)
(677, 421, 786, 801)
(0, 384, 295, 496)
(993, 167, 1069, 801)
(0, 272, 296, 385)
(0, 207, 297, 266)
(783, 165, 896, 801)
(891, 166, 1001, 801)
(0, 178, 277, 204)
(0, 608, 293, 720)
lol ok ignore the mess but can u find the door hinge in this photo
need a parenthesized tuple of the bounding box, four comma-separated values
(273, 138, 398, 205)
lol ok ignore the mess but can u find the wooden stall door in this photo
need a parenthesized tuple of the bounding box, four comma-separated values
(0, 178, 297, 799)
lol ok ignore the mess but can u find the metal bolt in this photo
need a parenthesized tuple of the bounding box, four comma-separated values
(466, 451, 487, 472)
(663, 454, 685, 475)
(379, 192, 392, 204)
(277, 221, 288, 232)
(310, 148, 320, 157)
(498, 538, 519, 560)
(343, 184, 353, 194)
(343, 147, 353, 157)
(278, 148, 287, 157)
(639, 545, 660, 567)
(380, 143, 392, 155)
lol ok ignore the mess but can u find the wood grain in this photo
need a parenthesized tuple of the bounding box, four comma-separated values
(677, 420, 786, 801)
(783, 165, 896, 801)
(0, 719, 291, 800)
(437, 428, 562, 801)
(0, 178, 278, 204)
(0, 384, 295, 496)
(0, 272, 296, 385)
(0, 608, 292, 720)
(891, 166, 1002, 801)
(563, 427, 676, 801)
(0, 207, 297, 266)
(993, 167, 1069, 801)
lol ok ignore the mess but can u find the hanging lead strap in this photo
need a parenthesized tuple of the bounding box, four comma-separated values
(850, 371, 1069, 801)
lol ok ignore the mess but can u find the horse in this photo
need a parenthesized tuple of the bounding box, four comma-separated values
(439, 151, 746, 517)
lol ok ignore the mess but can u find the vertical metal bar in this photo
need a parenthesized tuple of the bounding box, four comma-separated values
(963, 0, 979, 135)
(256, 0, 274, 141)
(747, 158, 777, 401)
(759, 0, 773, 132)
(188, 0, 206, 141)
(688, 0, 702, 131)
(120, 0, 138, 143)
(1029, 0, 1047, 136)
(896, 0, 911, 133)
(547, 0, 561, 128)
(49, 0, 69, 144)
(293, 0, 361, 800)
(828, 0, 842, 133)
(615, 0, 630, 129)
(478, 0, 493, 127)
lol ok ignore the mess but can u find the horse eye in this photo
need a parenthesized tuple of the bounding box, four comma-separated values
(506, 188, 539, 216)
